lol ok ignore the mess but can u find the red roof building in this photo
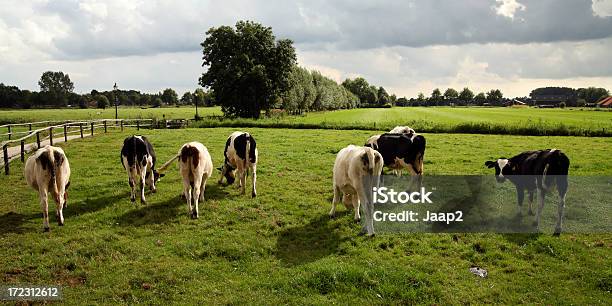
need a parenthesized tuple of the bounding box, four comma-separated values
(597, 96, 612, 107)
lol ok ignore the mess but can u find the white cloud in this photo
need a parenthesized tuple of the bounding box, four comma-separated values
(592, 0, 612, 17)
(495, 0, 526, 19)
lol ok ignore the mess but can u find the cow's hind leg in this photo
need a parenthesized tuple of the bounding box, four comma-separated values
(55, 196, 64, 226)
(528, 189, 535, 216)
(250, 163, 257, 198)
(516, 187, 525, 217)
(39, 188, 50, 232)
(352, 193, 360, 223)
(191, 175, 203, 219)
(554, 176, 568, 236)
(359, 190, 375, 237)
(329, 185, 342, 218)
(199, 173, 208, 202)
(128, 169, 136, 203)
(534, 187, 546, 230)
(183, 177, 193, 218)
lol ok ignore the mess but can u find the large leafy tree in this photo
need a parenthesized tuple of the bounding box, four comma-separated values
(38, 71, 74, 106)
(199, 21, 296, 118)
(443, 88, 458, 100)
(161, 88, 178, 105)
(377, 86, 390, 105)
(458, 87, 474, 102)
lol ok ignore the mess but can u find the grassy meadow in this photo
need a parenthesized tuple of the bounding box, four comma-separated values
(2, 106, 611, 137)
(0, 128, 610, 304)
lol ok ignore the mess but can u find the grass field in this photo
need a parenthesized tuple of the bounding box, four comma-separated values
(0, 106, 221, 124)
(2, 106, 611, 136)
(0, 128, 610, 304)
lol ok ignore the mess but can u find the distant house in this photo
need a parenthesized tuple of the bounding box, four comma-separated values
(504, 99, 527, 107)
(597, 96, 612, 108)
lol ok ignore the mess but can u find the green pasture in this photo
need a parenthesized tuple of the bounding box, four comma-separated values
(0, 128, 610, 304)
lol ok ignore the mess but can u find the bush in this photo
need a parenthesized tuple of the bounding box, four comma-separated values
(559, 102, 566, 108)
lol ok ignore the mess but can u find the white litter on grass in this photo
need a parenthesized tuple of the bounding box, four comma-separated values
(469, 267, 488, 278)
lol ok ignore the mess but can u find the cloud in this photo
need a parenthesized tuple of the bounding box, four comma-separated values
(1, 0, 611, 97)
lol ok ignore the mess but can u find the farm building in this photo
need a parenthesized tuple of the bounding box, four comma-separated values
(597, 96, 612, 108)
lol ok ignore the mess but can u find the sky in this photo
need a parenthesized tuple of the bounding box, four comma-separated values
(1, 0, 612, 98)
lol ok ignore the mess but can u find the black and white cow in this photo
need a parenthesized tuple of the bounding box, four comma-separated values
(121, 135, 163, 204)
(218, 131, 258, 197)
(389, 126, 415, 136)
(365, 132, 426, 179)
(24, 145, 71, 231)
(485, 149, 570, 235)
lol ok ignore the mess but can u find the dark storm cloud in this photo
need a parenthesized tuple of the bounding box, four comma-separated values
(21, 0, 612, 59)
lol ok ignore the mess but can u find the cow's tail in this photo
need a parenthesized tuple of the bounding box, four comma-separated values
(158, 154, 180, 173)
(180, 145, 200, 170)
(245, 133, 256, 167)
(38, 149, 61, 201)
(363, 148, 382, 205)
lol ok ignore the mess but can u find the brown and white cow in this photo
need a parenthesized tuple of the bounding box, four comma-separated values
(120, 135, 163, 204)
(486, 149, 570, 235)
(330, 145, 384, 236)
(159, 142, 214, 219)
(218, 131, 258, 197)
(24, 145, 71, 232)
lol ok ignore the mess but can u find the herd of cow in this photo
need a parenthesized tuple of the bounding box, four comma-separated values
(22, 126, 570, 236)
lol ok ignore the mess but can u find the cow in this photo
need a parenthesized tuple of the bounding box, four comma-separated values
(389, 126, 416, 136)
(330, 145, 384, 236)
(158, 142, 214, 219)
(365, 132, 426, 182)
(24, 145, 71, 232)
(218, 131, 258, 197)
(485, 149, 570, 235)
(120, 135, 163, 204)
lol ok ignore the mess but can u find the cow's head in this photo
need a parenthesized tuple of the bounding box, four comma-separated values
(218, 163, 236, 185)
(485, 158, 512, 183)
(152, 169, 165, 183)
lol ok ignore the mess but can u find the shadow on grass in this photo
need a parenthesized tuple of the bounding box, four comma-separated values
(115, 195, 183, 226)
(65, 191, 131, 218)
(0, 212, 38, 236)
(275, 212, 351, 267)
(503, 233, 541, 245)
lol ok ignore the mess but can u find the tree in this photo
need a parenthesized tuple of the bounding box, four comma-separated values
(430, 88, 442, 101)
(152, 97, 163, 108)
(377, 86, 390, 105)
(282, 66, 316, 113)
(474, 92, 487, 104)
(180, 92, 193, 105)
(396, 97, 409, 106)
(577, 87, 609, 103)
(458, 87, 474, 102)
(94, 95, 109, 109)
(342, 77, 378, 105)
(417, 92, 425, 101)
(486, 89, 503, 103)
(199, 20, 297, 118)
(161, 88, 178, 105)
(443, 88, 458, 100)
(38, 71, 74, 107)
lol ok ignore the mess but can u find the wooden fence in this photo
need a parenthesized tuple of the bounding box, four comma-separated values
(1, 119, 154, 175)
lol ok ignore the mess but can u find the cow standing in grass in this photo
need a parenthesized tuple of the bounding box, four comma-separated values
(218, 131, 258, 197)
(366, 126, 417, 176)
(159, 142, 214, 219)
(330, 145, 384, 236)
(485, 149, 570, 235)
(24, 145, 71, 232)
(120, 135, 163, 204)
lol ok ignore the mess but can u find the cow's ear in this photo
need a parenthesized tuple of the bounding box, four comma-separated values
(485, 161, 496, 168)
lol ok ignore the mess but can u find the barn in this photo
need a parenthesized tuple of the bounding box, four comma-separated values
(597, 96, 612, 108)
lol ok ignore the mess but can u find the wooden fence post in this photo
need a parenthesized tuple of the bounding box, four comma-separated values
(7, 126, 11, 140)
(20, 140, 25, 162)
(36, 131, 41, 149)
(28, 123, 32, 132)
(90, 122, 94, 136)
(104, 120, 107, 133)
(64, 125, 68, 142)
(137, 120, 140, 131)
(49, 127, 54, 146)
(120, 120, 124, 132)
(80, 123, 84, 138)
(3, 144, 8, 175)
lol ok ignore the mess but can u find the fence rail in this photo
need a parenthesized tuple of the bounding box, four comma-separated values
(1, 119, 154, 175)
